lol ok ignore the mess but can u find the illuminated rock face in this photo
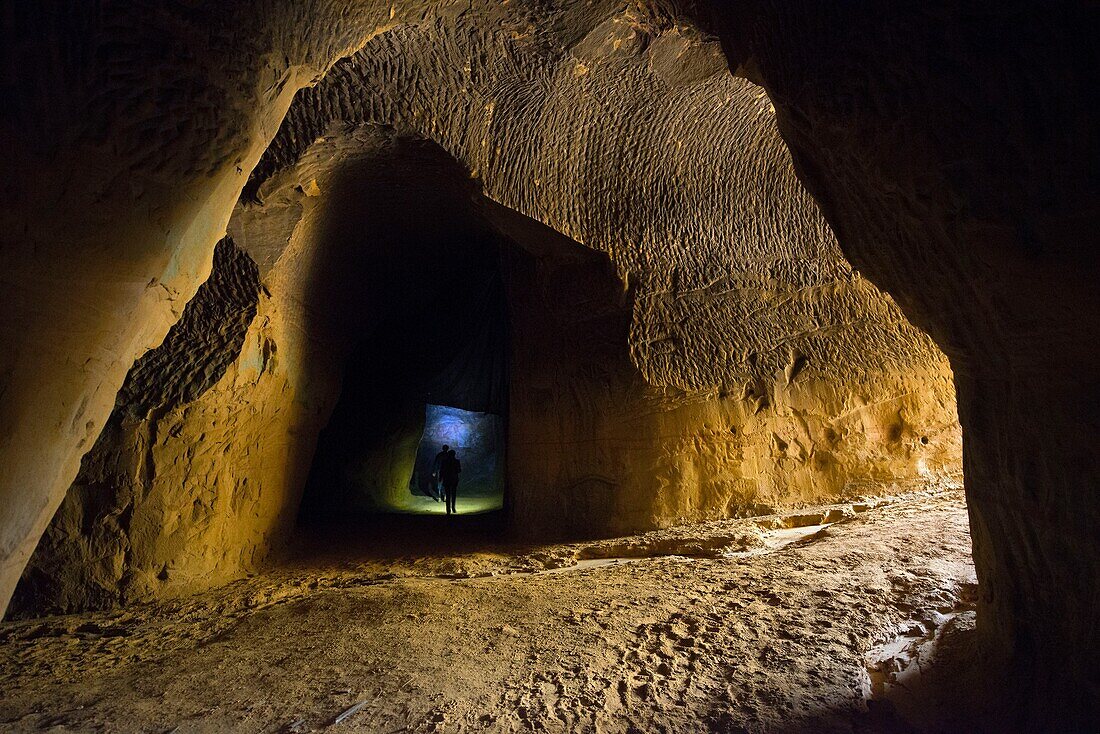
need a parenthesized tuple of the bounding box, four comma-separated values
(11, 236, 343, 613)
(698, 1, 1099, 726)
(0, 0, 434, 621)
(1, 2, 1094, 727)
(14, 39, 960, 611)
(249, 12, 959, 538)
(498, 206, 957, 539)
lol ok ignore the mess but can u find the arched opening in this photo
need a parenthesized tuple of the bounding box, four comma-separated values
(295, 183, 510, 522)
(3, 117, 971, 730)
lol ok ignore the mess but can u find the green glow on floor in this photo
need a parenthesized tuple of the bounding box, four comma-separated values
(386, 493, 503, 515)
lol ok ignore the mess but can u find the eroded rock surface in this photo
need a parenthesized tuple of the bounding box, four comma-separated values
(0, 487, 977, 733)
(11, 239, 262, 616)
(15, 9, 961, 613)
(242, 7, 962, 540)
(0, 0, 456, 616)
(2, 3, 1093, 729)
(696, 2, 1100, 725)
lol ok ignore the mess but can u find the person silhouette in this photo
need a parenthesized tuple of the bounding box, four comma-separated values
(430, 444, 449, 501)
(440, 449, 461, 515)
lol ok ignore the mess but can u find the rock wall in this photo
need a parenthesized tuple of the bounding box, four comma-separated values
(0, 0, 453, 616)
(247, 11, 961, 537)
(695, 0, 1099, 727)
(7, 1, 957, 624)
(496, 204, 957, 539)
(10, 237, 345, 616)
(13, 137, 516, 614)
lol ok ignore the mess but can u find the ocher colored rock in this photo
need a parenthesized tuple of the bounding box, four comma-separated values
(15, 14, 958, 612)
(1, 3, 1095, 729)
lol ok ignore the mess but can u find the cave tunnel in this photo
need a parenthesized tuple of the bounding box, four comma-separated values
(295, 152, 511, 523)
(1, 3, 1097, 733)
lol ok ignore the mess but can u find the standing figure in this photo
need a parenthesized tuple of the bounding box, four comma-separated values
(430, 444, 449, 501)
(440, 449, 461, 515)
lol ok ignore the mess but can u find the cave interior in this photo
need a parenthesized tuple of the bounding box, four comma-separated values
(0, 2, 1096, 733)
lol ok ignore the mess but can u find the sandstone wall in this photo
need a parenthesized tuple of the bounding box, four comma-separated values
(0, 0, 458, 616)
(496, 204, 957, 539)
(13, 137, 510, 614)
(695, 1, 1099, 727)
(250, 12, 960, 536)
(10, 237, 346, 616)
(13, 5, 962, 614)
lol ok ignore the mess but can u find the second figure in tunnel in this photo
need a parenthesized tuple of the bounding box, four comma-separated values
(431, 444, 450, 502)
(440, 448, 462, 514)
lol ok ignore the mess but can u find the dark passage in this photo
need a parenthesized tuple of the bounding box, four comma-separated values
(297, 197, 509, 523)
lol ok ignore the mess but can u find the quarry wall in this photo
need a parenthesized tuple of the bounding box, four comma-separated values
(12, 10, 959, 614)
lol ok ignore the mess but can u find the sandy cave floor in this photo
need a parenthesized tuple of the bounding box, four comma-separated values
(0, 485, 977, 733)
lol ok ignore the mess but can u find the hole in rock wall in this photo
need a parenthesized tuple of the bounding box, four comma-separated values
(407, 405, 505, 515)
(3, 131, 968, 636)
(296, 212, 510, 526)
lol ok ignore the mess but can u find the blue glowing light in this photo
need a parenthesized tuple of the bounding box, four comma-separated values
(408, 404, 504, 507)
(430, 405, 476, 447)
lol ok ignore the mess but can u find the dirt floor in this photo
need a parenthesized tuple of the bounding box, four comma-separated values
(0, 484, 978, 733)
